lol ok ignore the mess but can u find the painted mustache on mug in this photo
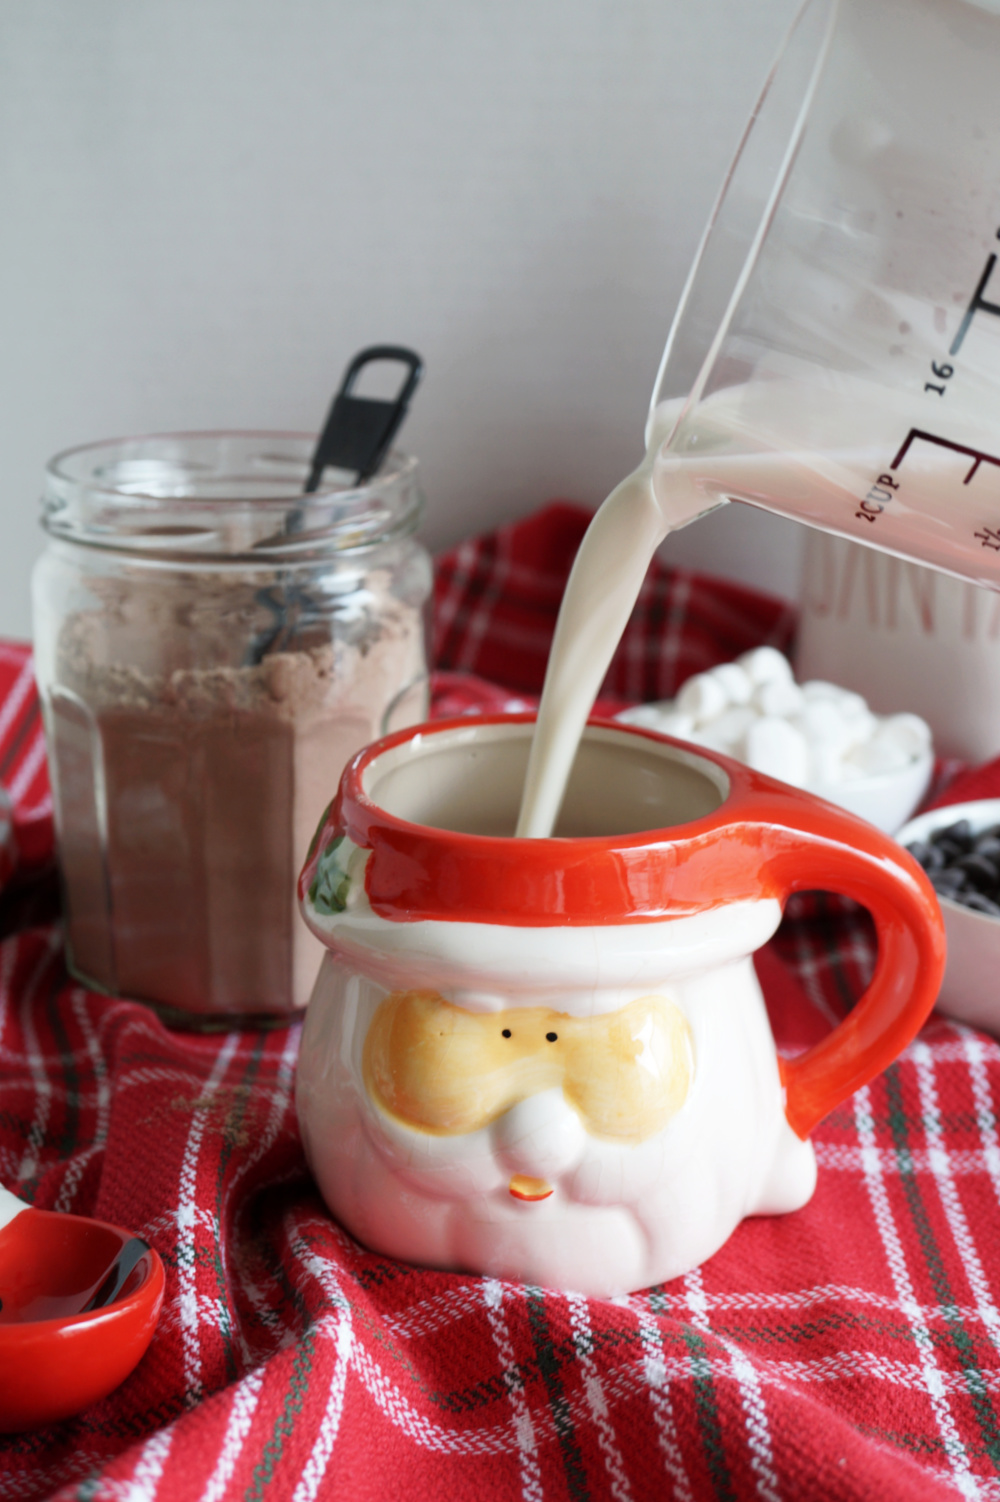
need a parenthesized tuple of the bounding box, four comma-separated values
(363, 991, 695, 1145)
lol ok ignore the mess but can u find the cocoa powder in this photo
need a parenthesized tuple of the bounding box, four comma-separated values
(49, 570, 425, 1018)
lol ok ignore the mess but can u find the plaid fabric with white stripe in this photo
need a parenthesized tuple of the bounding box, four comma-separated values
(2, 502, 999, 1501)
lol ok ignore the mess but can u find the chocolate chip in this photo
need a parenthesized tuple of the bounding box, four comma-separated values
(906, 820, 1000, 917)
(955, 853, 1000, 886)
(931, 820, 976, 858)
(907, 839, 945, 871)
(931, 869, 967, 897)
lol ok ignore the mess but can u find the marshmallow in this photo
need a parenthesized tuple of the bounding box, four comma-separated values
(837, 690, 870, 722)
(677, 672, 729, 724)
(794, 699, 855, 753)
(808, 743, 846, 786)
(753, 678, 805, 718)
(845, 735, 912, 776)
(745, 717, 810, 787)
(617, 703, 696, 738)
(617, 651, 932, 798)
(801, 680, 847, 703)
(685, 727, 732, 755)
(737, 647, 793, 685)
(710, 706, 756, 752)
(883, 712, 932, 758)
(709, 662, 753, 705)
(839, 707, 878, 751)
(647, 709, 695, 738)
(619, 703, 673, 729)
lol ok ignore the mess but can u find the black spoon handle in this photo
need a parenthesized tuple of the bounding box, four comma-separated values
(305, 345, 423, 492)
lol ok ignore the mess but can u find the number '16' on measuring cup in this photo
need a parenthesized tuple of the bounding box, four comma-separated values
(648, 0, 1000, 589)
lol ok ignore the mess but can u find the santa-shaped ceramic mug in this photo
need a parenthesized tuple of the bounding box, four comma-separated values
(296, 715, 944, 1297)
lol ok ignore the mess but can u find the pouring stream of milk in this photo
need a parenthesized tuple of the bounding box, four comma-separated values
(514, 404, 714, 839)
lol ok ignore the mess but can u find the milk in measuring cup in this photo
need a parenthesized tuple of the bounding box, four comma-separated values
(657, 369, 1000, 579)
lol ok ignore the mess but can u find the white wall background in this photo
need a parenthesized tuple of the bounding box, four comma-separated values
(0, 0, 805, 641)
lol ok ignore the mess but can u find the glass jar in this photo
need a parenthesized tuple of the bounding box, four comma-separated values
(32, 432, 432, 1026)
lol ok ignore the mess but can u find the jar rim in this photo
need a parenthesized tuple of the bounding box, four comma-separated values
(42, 430, 422, 558)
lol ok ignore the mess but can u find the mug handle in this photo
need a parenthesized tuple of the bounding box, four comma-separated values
(744, 798, 946, 1140)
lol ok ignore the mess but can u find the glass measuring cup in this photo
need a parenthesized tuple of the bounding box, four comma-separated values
(515, 0, 1000, 841)
(649, 0, 1000, 588)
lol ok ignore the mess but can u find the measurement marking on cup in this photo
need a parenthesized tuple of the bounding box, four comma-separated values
(924, 360, 953, 397)
(889, 428, 1000, 485)
(949, 234, 1000, 358)
(860, 227, 1000, 535)
(862, 429, 1000, 549)
(921, 229, 1000, 393)
(855, 473, 899, 523)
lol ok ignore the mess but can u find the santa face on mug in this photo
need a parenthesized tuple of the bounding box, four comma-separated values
(364, 987, 694, 1200)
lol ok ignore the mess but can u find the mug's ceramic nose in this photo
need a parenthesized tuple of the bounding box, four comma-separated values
(491, 1086, 587, 1195)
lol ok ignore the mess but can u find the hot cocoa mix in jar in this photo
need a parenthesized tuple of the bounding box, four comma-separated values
(32, 433, 431, 1024)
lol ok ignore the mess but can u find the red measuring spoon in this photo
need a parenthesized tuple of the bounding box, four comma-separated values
(0, 1185, 164, 1432)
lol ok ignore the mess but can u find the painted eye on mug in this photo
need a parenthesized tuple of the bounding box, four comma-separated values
(363, 990, 694, 1143)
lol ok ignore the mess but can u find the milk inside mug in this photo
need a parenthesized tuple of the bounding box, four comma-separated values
(518, 0, 1000, 838)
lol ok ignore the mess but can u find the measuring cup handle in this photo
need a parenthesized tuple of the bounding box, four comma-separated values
(752, 805, 946, 1140)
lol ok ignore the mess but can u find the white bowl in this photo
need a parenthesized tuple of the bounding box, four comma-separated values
(897, 799, 1000, 1033)
(809, 747, 933, 835)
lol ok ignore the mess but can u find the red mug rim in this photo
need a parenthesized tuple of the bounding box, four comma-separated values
(298, 714, 895, 927)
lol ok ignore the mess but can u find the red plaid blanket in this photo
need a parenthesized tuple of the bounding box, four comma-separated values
(2, 503, 999, 1502)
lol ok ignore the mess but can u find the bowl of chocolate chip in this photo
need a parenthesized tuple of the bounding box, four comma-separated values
(898, 799, 1000, 1033)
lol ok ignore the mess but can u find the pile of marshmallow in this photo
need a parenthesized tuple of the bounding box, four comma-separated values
(617, 647, 932, 790)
